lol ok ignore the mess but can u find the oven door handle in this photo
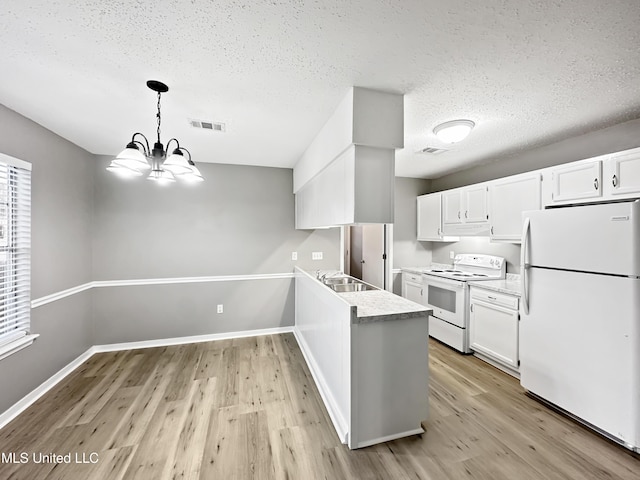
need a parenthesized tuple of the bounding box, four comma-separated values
(422, 277, 465, 291)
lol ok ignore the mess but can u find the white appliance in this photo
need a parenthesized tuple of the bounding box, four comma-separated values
(423, 254, 506, 353)
(521, 200, 640, 452)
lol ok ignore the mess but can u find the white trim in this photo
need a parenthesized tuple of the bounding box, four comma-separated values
(0, 326, 294, 431)
(0, 345, 95, 430)
(293, 327, 349, 444)
(92, 326, 294, 353)
(92, 272, 294, 288)
(0, 152, 31, 171)
(30, 273, 296, 309)
(0, 334, 39, 362)
(30, 282, 94, 309)
(354, 427, 425, 449)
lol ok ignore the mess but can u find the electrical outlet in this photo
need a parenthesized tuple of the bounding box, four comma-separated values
(291, 252, 298, 261)
(312, 252, 323, 260)
(217, 304, 223, 314)
(449, 250, 455, 259)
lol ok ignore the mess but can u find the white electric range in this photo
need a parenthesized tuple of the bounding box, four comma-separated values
(423, 254, 506, 353)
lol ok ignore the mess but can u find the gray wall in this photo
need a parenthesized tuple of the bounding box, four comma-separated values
(391, 177, 432, 293)
(427, 117, 640, 274)
(92, 156, 340, 344)
(0, 104, 94, 413)
(0, 104, 340, 415)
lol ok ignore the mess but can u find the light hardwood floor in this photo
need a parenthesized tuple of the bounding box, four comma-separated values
(0, 333, 638, 479)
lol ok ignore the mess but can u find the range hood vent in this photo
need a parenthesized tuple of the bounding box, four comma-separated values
(189, 119, 225, 132)
(418, 146, 447, 155)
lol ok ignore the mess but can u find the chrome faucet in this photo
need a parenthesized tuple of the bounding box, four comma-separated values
(320, 271, 341, 284)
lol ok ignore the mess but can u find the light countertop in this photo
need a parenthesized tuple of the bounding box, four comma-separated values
(469, 274, 521, 296)
(298, 268, 430, 324)
(338, 289, 431, 324)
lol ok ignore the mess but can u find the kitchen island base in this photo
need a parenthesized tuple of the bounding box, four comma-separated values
(294, 267, 430, 449)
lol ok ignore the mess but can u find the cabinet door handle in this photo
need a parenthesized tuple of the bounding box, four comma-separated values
(488, 295, 497, 301)
(594, 178, 599, 190)
(470, 304, 474, 313)
(465, 210, 468, 218)
(612, 174, 618, 187)
(490, 226, 494, 235)
(457, 211, 461, 219)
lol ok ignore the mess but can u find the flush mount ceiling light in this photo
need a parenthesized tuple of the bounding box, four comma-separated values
(107, 80, 204, 185)
(433, 119, 475, 144)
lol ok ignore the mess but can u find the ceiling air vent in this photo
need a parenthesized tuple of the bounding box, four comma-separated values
(418, 146, 447, 155)
(189, 119, 225, 132)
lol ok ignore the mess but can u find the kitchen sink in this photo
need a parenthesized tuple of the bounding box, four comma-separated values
(330, 282, 376, 292)
(317, 272, 377, 292)
(323, 276, 357, 285)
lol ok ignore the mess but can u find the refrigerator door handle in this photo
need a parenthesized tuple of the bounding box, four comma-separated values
(521, 217, 531, 315)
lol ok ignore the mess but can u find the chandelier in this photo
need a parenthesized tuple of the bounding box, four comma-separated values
(107, 80, 204, 184)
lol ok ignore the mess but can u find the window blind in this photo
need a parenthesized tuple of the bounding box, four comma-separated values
(0, 154, 31, 353)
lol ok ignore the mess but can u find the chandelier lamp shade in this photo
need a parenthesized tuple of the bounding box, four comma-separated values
(107, 80, 204, 184)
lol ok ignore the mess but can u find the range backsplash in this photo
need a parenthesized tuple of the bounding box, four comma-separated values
(430, 237, 521, 274)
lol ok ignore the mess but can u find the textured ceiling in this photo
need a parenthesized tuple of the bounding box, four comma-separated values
(1, 0, 639, 178)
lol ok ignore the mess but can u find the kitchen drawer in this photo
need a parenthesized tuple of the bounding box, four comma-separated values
(402, 272, 422, 283)
(470, 288, 519, 310)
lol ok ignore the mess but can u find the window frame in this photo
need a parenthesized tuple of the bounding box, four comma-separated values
(0, 153, 36, 361)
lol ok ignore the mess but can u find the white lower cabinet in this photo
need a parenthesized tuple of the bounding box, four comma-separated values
(469, 286, 519, 374)
(402, 272, 423, 305)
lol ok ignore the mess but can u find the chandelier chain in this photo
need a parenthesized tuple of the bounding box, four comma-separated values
(156, 91, 162, 144)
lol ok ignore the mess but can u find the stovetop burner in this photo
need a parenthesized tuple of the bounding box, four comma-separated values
(423, 254, 505, 282)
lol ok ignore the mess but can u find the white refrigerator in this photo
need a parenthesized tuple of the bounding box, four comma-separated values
(520, 200, 640, 452)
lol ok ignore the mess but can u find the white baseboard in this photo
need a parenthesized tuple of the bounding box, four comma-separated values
(0, 346, 96, 430)
(354, 427, 425, 449)
(292, 327, 349, 444)
(0, 326, 294, 431)
(93, 326, 294, 352)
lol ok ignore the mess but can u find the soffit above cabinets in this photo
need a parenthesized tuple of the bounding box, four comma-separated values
(293, 87, 403, 193)
(294, 88, 402, 229)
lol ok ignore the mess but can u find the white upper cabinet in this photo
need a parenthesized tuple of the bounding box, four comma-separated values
(547, 159, 603, 205)
(442, 190, 463, 225)
(543, 147, 640, 207)
(464, 185, 489, 223)
(441, 186, 489, 236)
(416, 146, 640, 242)
(489, 172, 541, 242)
(417, 193, 459, 242)
(296, 145, 394, 229)
(605, 147, 640, 198)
